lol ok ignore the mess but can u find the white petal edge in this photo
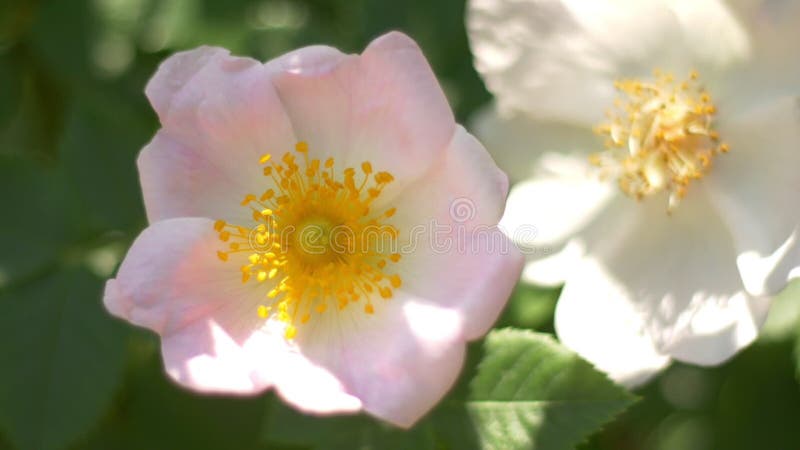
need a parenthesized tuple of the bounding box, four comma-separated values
(707, 96, 800, 296)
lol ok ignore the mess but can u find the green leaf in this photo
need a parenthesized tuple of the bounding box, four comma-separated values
(59, 99, 149, 233)
(263, 399, 437, 450)
(0, 269, 128, 450)
(0, 55, 23, 128)
(466, 329, 636, 450)
(795, 330, 800, 382)
(0, 54, 66, 161)
(0, 154, 87, 285)
(497, 282, 560, 332)
(79, 339, 268, 450)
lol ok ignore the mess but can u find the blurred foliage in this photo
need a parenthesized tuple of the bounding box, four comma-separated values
(1, 0, 799, 449)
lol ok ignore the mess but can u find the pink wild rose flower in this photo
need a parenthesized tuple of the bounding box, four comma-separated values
(104, 32, 523, 427)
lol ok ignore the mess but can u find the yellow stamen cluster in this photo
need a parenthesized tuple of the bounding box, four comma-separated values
(215, 142, 403, 339)
(592, 70, 729, 211)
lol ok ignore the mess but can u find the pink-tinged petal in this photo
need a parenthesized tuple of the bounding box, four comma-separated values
(142, 46, 296, 222)
(138, 132, 254, 225)
(105, 218, 276, 394)
(558, 190, 769, 373)
(389, 126, 523, 340)
(252, 126, 515, 426)
(268, 45, 347, 76)
(707, 96, 800, 296)
(104, 218, 229, 334)
(285, 297, 465, 428)
(145, 46, 226, 120)
(271, 32, 456, 200)
(397, 229, 523, 341)
(161, 320, 263, 394)
(240, 321, 363, 414)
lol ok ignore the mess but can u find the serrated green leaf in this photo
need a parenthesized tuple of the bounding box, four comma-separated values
(0, 269, 128, 450)
(466, 329, 636, 450)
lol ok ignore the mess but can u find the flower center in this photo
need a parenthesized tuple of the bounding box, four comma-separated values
(214, 142, 403, 339)
(591, 70, 729, 211)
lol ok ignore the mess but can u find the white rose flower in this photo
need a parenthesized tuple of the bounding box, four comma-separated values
(467, 0, 800, 385)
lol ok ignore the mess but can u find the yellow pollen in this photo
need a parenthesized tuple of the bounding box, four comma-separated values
(214, 142, 403, 339)
(592, 70, 729, 211)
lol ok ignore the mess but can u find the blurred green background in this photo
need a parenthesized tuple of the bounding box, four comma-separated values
(1, 0, 800, 449)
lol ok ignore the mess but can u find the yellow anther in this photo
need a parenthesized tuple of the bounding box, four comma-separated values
(241, 194, 257, 205)
(592, 71, 727, 211)
(214, 142, 403, 338)
(261, 189, 275, 201)
(217, 251, 229, 262)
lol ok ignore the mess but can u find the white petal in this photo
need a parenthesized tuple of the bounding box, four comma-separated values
(469, 104, 599, 182)
(499, 154, 615, 249)
(521, 239, 584, 286)
(707, 96, 800, 296)
(727, 0, 800, 65)
(555, 256, 671, 387)
(558, 191, 769, 374)
(467, 0, 750, 123)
